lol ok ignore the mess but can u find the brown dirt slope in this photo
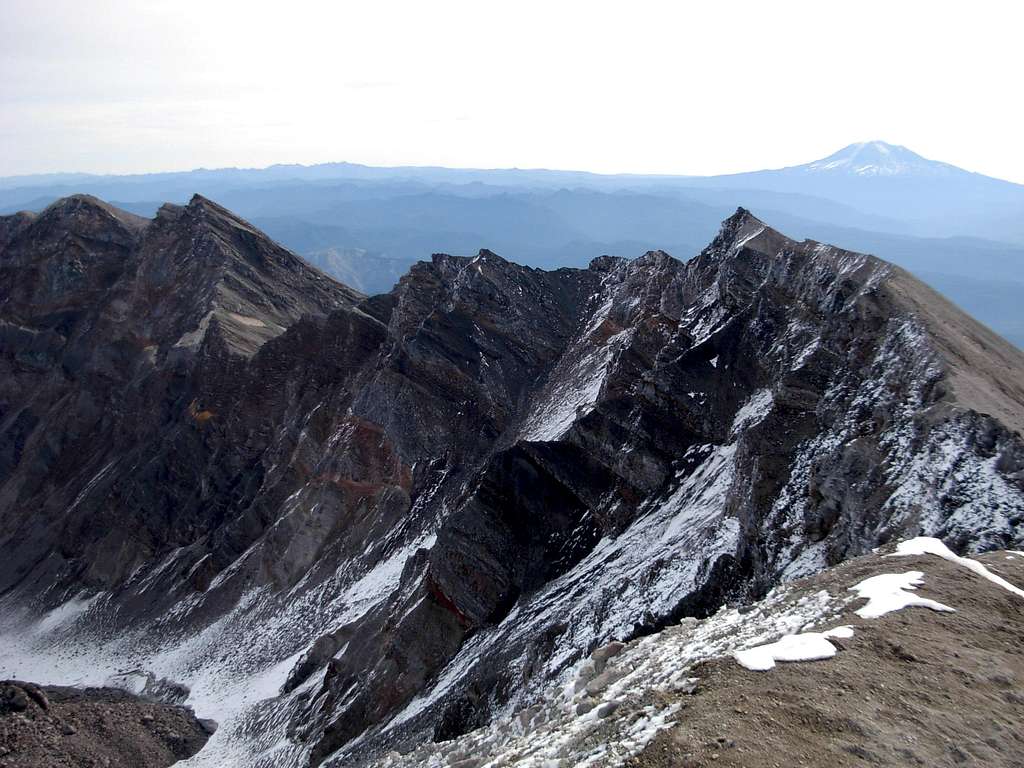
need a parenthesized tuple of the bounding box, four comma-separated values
(633, 549, 1024, 768)
(0, 682, 211, 768)
(888, 266, 1024, 435)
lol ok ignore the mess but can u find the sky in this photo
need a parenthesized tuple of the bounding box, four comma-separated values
(2, 0, 1023, 182)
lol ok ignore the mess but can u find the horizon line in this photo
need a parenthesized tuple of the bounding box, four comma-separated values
(0, 140, 1018, 187)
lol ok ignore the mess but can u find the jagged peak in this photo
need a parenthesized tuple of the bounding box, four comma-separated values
(186, 192, 224, 213)
(709, 207, 779, 256)
(632, 249, 677, 267)
(423, 250, 514, 278)
(724, 205, 756, 223)
(152, 194, 361, 297)
(720, 206, 766, 232)
(153, 196, 273, 252)
(428, 249, 510, 269)
(473, 248, 506, 263)
(36, 194, 148, 233)
(119, 194, 362, 358)
(429, 252, 468, 268)
(181, 193, 266, 237)
(588, 255, 627, 273)
(155, 201, 184, 221)
(694, 208, 896, 301)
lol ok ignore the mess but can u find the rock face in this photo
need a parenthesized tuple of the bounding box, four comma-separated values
(0, 198, 1022, 767)
(0, 193, 359, 594)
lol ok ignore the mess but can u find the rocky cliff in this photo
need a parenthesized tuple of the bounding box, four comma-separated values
(0, 198, 1021, 767)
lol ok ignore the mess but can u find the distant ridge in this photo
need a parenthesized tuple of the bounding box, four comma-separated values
(3, 141, 1023, 190)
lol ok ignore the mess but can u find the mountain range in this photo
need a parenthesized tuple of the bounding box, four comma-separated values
(1, 142, 1023, 349)
(1, 194, 1022, 766)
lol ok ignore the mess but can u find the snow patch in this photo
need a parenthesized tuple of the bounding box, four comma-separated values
(734, 625, 853, 671)
(849, 571, 954, 619)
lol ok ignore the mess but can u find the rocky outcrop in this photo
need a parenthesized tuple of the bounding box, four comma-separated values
(0, 200, 1021, 767)
(0, 680, 212, 767)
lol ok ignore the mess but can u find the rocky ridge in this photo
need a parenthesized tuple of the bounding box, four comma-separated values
(375, 540, 1024, 767)
(0, 198, 1022, 767)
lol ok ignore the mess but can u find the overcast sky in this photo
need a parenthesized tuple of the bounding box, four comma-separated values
(2, 0, 1022, 182)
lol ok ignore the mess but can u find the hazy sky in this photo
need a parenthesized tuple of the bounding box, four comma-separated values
(2, 0, 1023, 182)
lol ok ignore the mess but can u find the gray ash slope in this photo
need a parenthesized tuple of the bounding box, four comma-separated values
(0, 197, 1022, 767)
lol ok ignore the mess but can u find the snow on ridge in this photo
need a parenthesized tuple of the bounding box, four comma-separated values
(379, 582, 844, 768)
(735, 562, 951, 676)
(889, 537, 1024, 599)
(385, 535, 1011, 766)
(376, 287, 1024, 760)
(739, 535, 1021, 679)
(213, 536, 1024, 764)
(769, 314, 1023, 580)
(517, 329, 630, 441)
(731, 223, 766, 251)
(803, 142, 955, 178)
(882, 416, 1024, 552)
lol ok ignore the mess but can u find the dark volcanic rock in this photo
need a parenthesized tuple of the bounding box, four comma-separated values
(0, 201, 1022, 767)
(0, 193, 360, 597)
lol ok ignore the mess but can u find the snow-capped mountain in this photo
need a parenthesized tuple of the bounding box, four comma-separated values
(693, 140, 1024, 227)
(802, 141, 961, 178)
(0, 197, 1022, 767)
